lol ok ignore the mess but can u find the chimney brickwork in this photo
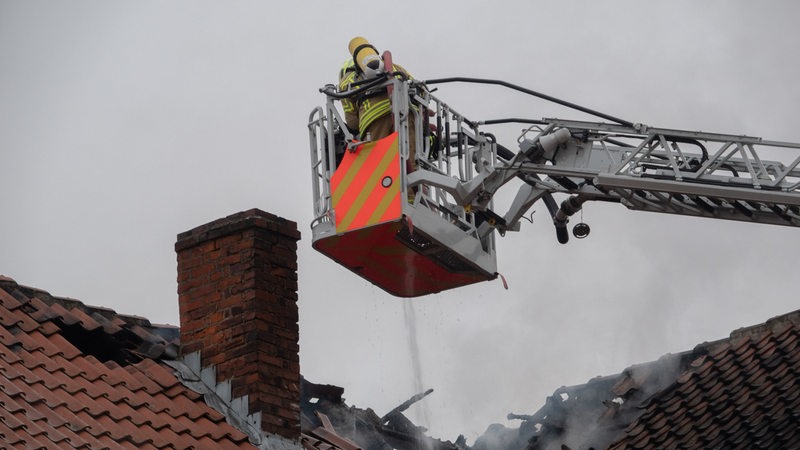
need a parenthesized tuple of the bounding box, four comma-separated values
(175, 209, 301, 440)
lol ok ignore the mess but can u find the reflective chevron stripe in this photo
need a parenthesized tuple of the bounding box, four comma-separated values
(330, 132, 401, 233)
(358, 98, 391, 136)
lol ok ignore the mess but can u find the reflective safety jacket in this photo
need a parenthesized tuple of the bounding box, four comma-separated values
(338, 59, 411, 138)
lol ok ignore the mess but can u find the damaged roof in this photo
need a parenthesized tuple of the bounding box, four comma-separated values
(0, 275, 253, 449)
(475, 309, 800, 450)
(301, 378, 463, 450)
(0, 275, 453, 450)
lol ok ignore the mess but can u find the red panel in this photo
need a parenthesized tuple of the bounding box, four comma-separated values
(312, 218, 495, 297)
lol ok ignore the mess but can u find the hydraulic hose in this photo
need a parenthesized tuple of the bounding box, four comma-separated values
(423, 77, 633, 127)
(320, 70, 409, 100)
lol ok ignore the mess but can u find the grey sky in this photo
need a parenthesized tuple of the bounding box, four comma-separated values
(2, 0, 799, 443)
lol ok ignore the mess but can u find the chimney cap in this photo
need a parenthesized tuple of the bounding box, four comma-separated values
(176, 208, 300, 252)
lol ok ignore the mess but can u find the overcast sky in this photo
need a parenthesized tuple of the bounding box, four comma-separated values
(2, 0, 800, 443)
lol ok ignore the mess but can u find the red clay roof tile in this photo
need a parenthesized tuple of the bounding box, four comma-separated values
(782, 383, 800, 403)
(49, 352, 97, 381)
(530, 309, 800, 450)
(0, 289, 23, 311)
(62, 306, 103, 333)
(0, 277, 257, 449)
(777, 331, 799, 352)
(35, 330, 80, 359)
(134, 358, 175, 386)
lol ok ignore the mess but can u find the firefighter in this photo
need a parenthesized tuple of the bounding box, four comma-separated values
(338, 37, 417, 174)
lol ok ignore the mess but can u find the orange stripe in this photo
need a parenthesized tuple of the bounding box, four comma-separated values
(333, 137, 392, 222)
(331, 145, 367, 205)
(338, 141, 399, 231)
(378, 182, 402, 222)
(371, 169, 401, 224)
(349, 139, 400, 229)
(334, 134, 398, 231)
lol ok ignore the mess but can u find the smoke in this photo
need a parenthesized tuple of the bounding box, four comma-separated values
(557, 352, 689, 449)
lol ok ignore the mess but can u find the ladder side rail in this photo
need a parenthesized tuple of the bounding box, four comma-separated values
(636, 126, 767, 144)
(310, 81, 374, 223)
(571, 144, 796, 194)
(615, 190, 798, 227)
(515, 162, 612, 181)
(308, 106, 323, 218)
(318, 96, 353, 218)
(531, 120, 797, 182)
(410, 86, 432, 163)
(542, 118, 639, 135)
(517, 141, 800, 200)
(390, 78, 411, 199)
(534, 118, 800, 149)
(323, 100, 337, 179)
(549, 125, 800, 193)
(594, 174, 800, 206)
(501, 122, 800, 229)
(307, 107, 328, 220)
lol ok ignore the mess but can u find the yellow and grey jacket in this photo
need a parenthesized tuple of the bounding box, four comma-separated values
(338, 59, 411, 137)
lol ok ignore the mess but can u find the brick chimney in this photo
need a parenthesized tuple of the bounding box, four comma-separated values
(175, 209, 301, 440)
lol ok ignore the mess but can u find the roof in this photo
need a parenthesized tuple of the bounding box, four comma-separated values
(607, 313, 800, 449)
(474, 309, 800, 450)
(0, 275, 255, 449)
(0, 274, 447, 450)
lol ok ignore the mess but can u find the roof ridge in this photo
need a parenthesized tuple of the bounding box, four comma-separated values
(1, 275, 179, 329)
(1, 275, 180, 362)
(728, 308, 800, 340)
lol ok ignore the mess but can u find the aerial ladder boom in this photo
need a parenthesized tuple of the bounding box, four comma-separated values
(465, 117, 800, 239)
(308, 75, 800, 297)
